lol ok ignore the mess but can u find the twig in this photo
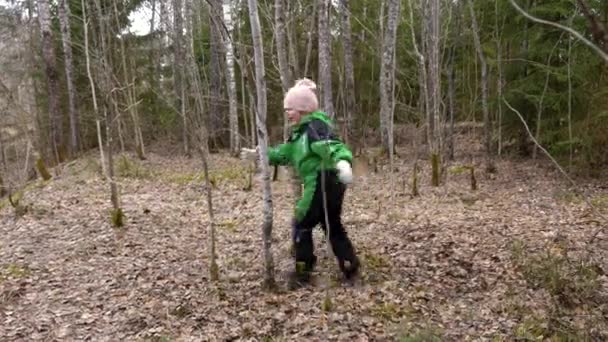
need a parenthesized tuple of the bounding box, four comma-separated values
(503, 99, 607, 245)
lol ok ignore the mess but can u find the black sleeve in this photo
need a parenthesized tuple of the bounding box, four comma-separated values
(305, 119, 338, 143)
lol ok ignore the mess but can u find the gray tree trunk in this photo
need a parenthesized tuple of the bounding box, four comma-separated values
(317, 0, 333, 117)
(174, 0, 189, 156)
(247, 0, 275, 289)
(58, 0, 79, 155)
(379, 0, 400, 154)
(304, 0, 317, 77)
(468, 0, 495, 173)
(340, 0, 355, 145)
(92, 0, 121, 216)
(275, 0, 292, 141)
(286, 0, 299, 78)
(428, 0, 442, 185)
(209, 0, 224, 149)
(37, 0, 63, 161)
(223, 0, 240, 156)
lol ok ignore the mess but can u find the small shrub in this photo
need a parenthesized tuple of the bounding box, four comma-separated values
(399, 325, 443, 342)
(116, 155, 152, 179)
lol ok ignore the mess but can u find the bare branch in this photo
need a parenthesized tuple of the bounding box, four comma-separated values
(508, 0, 608, 63)
(503, 98, 608, 245)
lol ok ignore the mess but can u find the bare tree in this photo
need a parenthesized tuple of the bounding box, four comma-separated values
(379, 0, 400, 155)
(468, 0, 496, 174)
(317, 0, 333, 117)
(209, 0, 224, 149)
(303, 0, 317, 77)
(495, 0, 505, 157)
(111, 0, 146, 160)
(247, 0, 275, 289)
(173, 0, 189, 157)
(275, 0, 292, 141)
(339, 0, 355, 145)
(427, 0, 442, 185)
(91, 0, 123, 225)
(223, 0, 239, 156)
(37, 0, 63, 162)
(58, 0, 79, 155)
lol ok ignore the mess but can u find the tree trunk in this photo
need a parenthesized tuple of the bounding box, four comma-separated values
(304, 0, 317, 77)
(209, 0, 224, 150)
(340, 0, 355, 145)
(447, 50, 455, 161)
(174, 0, 189, 157)
(275, 0, 292, 141)
(379, 0, 400, 154)
(495, 0, 504, 157)
(317, 0, 334, 117)
(58, 0, 79, 156)
(247, 0, 275, 289)
(112, 0, 146, 160)
(37, 0, 63, 163)
(468, 0, 495, 174)
(92, 0, 122, 220)
(286, 0, 299, 78)
(428, 0, 442, 185)
(223, 0, 240, 156)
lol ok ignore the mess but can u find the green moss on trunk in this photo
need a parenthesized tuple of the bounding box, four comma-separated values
(110, 208, 125, 227)
(36, 158, 52, 180)
(431, 153, 440, 186)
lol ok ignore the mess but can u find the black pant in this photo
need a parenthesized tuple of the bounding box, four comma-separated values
(293, 171, 358, 275)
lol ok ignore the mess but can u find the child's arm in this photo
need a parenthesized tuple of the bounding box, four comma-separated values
(268, 144, 291, 166)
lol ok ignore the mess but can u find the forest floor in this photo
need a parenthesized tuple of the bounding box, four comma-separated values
(1, 138, 608, 341)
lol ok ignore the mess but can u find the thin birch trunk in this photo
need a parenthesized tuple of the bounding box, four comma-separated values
(82, 0, 106, 177)
(92, 0, 121, 217)
(248, 0, 275, 289)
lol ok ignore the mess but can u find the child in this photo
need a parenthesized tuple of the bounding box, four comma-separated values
(241, 79, 360, 287)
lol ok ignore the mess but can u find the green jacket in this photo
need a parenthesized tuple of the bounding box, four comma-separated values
(268, 111, 352, 222)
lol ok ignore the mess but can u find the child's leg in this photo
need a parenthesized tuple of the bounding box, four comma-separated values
(321, 171, 360, 278)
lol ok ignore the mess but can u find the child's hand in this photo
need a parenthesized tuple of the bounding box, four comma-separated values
(336, 160, 353, 184)
(240, 147, 258, 161)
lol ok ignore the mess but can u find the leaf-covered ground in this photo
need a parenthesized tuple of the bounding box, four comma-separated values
(1, 146, 607, 341)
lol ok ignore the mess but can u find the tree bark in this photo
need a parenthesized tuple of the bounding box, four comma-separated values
(379, 0, 400, 154)
(340, 0, 355, 145)
(275, 0, 292, 141)
(428, 0, 442, 185)
(304, 0, 317, 77)
(468, 0, 495, 174)
(37, 0, 63, 162)
(317, 0, 334, 117)
(247, 0, 275, 289)
(58, 0, 79, 155)
(209, 0, 225, 149)
(223, 0, 240, 156)
(174, 0, 189, 156)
